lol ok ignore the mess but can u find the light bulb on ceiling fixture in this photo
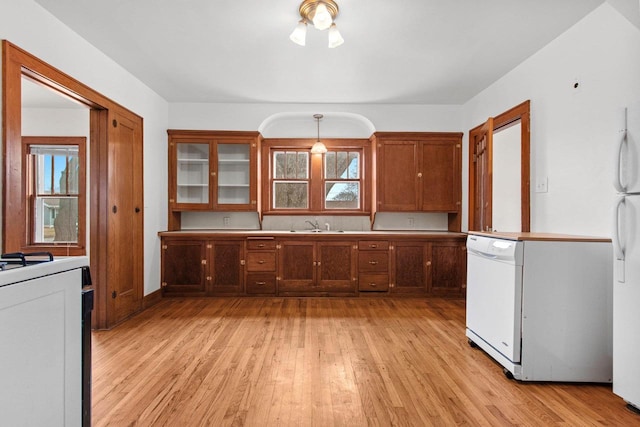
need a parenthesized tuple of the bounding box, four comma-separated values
(289, 19, 308, 46)
(312, 2, 333, 30)
(311, 114, 328, 154)
(327, 23, 344, 48)
(291, 0, 343, 48)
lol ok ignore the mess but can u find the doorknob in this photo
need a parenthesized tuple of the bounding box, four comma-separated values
(135, 207, 141, 213)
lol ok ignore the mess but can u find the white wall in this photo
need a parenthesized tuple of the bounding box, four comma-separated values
(1, 0, 169, 296)
(169, 103, 463, 134)
(462, 3, 640, 236)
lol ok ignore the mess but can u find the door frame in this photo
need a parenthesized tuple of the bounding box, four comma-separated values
(468, 101, 530, 232)
(2, 40, 144, 329)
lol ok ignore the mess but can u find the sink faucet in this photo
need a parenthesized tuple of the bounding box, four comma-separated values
(305, 220, 320, 230)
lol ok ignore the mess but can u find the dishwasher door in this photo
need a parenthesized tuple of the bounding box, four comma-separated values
(466, 235, 523, 363)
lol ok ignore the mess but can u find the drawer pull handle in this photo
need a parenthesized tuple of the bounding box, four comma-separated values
(369, 261, 378, 265)
(258, 260, 265, 264)
(369, 244, 378, 248)
(257, 244, 265, 248)
(255, 281, 267, 286)
(369, 283, 377, 287)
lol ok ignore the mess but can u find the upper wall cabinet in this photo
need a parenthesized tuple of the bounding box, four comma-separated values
(374, 132, 463, 230)
(168, 130, 259, 228)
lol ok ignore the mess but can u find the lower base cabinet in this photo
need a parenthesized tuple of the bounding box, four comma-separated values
(277, 241, 357, 295)
(391, 240, 466, 297)
(159, 234, 466, 297)
(161, 238, 244, 296)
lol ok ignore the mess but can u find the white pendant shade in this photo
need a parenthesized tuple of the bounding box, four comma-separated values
(312, 3, 333, 30)
(289, 20, 307, 46)
(328, 23, 344, 48)
(311, 141, 328, 154)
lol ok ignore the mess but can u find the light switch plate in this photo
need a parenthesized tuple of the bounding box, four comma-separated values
(535, 177, 548, 193)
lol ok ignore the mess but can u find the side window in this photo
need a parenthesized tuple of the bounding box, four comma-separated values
(324, 151, 361, 209)
(23, 137, 86, 254)
(272, 150, 309, 209)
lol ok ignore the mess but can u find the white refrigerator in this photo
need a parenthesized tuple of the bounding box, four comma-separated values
(613, 103, 640, 413)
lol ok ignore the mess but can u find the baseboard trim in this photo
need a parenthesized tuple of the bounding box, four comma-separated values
(143, 289, 163, 309)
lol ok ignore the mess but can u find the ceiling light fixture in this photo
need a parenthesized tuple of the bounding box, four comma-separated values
(310, 114, 328, 154)
(290, 0, 344, 48)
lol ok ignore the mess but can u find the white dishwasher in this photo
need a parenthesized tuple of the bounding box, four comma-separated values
(466, 232, 613, 382)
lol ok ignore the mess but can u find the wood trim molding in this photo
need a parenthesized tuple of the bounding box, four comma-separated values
(2, 40, 144, 329)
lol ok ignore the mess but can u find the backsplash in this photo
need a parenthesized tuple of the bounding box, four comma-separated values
(180, 212, 261, 230)
(372, 212, 448, 231)
(262, 215, 371, 232)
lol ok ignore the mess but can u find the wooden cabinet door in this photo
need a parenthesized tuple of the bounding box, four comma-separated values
(316, 241, 357, 293)
(420, 140, 461, 211)
(213, 139, 258, 211)
(277, 241, 315, 293)
(430, 241, 466, 297)
(391, 241, 429, 295)
(209, 241, 244, 294)
(161, 239, 207, 295)
(376, 140, 419, 211)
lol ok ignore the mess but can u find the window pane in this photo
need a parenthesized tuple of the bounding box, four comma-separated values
(274, 182, 308, 209)
(32, 146, 79, 195)
(325, 152, 336, 179)
(274, 151, 286, 179)
(296, 152, 308, 179)
(34, 196, 78, 243)
(325, 181, 359, 209)
(348, 152, 360, 179)
(286, 152, 297, 177)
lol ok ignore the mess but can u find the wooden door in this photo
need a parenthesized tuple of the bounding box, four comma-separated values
(277, 241, 315, 293)
(391, 242, 429, 295)
(161, 239, 207, 295)
(470, 118, 493, 231)
(429, 241, 465, 296)
(210, 241, 244, 294)
(107, 111, 143, 325)
(377, 140, 419, 211)
(316, 241, 357, 293)
(420, 140, 461, 211)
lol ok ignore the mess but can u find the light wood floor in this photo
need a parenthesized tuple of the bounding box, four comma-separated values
(92, 297, 640, 426)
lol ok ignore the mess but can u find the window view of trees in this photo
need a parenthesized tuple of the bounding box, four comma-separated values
(273, 151, 309, 209)
(324, 151, 360, 209)
(31, 145, 80, 243)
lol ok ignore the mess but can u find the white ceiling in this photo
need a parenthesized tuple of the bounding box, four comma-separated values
(30, 0, 638, 105)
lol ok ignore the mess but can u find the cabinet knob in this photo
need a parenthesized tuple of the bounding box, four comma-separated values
(201, 259, 207, 265)
(426, 261, 432, 266)
(417, 172, 423, 178)
(212, 171, 216, 176)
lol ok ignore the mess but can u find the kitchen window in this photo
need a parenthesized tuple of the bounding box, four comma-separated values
(324, 151, 360, 209)
(263, 139, 370, 214)
(23, 137, 86, 255)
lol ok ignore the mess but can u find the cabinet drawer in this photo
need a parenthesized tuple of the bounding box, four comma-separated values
(359, 274, 389, 292)
(246, 252, 276, 271)
(358, 252, 389, 272)
(247, 240, 276, 250)
(246, 273, 276, 294)
(358, 240, 389, 251)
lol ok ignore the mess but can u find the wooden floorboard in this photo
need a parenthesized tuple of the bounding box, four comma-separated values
(92, 297, 640, 426)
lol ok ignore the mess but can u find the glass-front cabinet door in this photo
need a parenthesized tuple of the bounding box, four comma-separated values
(216, 142, 251, 206)
(175, 142, 210, 206)
(168, 131, 258, 218)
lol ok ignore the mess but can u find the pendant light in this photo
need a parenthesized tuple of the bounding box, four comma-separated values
(310, 114, 328, 154)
